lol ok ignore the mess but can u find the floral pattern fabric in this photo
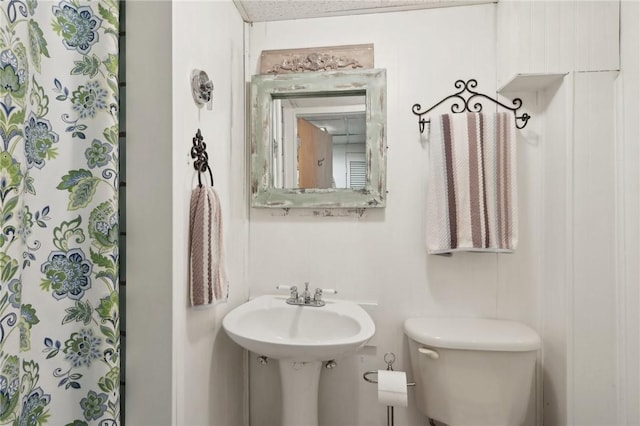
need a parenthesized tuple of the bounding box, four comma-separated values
(0, 0, 119, 424)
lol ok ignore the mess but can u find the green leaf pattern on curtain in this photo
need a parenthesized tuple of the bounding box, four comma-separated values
(0, 0, 119, 424)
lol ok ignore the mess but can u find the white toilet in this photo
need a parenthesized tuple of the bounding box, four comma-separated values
(404, 317, 540, 426)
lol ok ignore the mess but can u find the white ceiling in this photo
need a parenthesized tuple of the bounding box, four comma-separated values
(233, 0, 495, 23)
(303, 113, 366, 145)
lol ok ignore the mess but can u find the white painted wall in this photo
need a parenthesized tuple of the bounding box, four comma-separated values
(497, 1, 640, 426)
(127, 1, 248, 425)
(538, 68, 632, 426)
(619, 2, 640, 424)
(538, 74, 569, 425)
(246, 4, 542, 425)
(172, 2, 248, 425)
(126, 3, 174, 424)
(571, 70, 620, 425)
(496, 0, 620, 87)
(520, 70, 623, 426)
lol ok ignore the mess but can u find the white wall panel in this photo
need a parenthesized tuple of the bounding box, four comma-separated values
(499, 3, 634, 424)
(497, 0, 518, 86)
(538, 69, 633, 426)
(171, 2, 248, 426)
(496, 90, 543, 426)
(619, 2, 640, 423)
(497, 1, 620, 87)
(571, 71, 619, 425)
(575, 2, 619, 73)
(127, 1, 248, 425)
(540, 76, 571, 426)
(126, 3, 174, 424)
(496, 90, 542, 329)
(543, 2, 563, 74)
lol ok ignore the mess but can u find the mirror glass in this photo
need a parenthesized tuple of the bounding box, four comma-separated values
(251, 69, 386, 208)
(271, 94, 366, 190)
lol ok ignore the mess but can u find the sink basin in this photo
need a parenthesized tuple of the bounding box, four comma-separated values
(222, 294, 375, 361)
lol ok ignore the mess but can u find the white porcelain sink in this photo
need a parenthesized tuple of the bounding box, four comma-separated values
(222, 294, 375, 362)
(223, 294, 375, 426)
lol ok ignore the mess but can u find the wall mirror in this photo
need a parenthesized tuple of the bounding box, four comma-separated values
(250, 69, 387, 208)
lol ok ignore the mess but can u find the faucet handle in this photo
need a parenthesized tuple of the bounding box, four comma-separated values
(313, 288, 337, 305)
(276, 284, 296, 291)
(276, 285, 298, 299)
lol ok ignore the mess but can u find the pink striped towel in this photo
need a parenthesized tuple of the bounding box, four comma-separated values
(189, 186, 229, 306)
(426, 112, 518, 254)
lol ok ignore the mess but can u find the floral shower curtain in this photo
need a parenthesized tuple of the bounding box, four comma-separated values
(0, 0, 119, 424)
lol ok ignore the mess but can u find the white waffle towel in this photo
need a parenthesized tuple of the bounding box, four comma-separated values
(189, 186, 229, 306)
(426, 112, 518, 254)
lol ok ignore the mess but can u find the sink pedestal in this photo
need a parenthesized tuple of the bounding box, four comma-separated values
(279, 360, 322, 426)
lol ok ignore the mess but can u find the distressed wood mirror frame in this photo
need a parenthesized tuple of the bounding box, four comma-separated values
(250, 68, 387, 209)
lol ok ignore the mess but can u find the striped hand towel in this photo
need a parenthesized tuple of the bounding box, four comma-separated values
(189, 185, 229, 307)
(426, 112, 518, 254)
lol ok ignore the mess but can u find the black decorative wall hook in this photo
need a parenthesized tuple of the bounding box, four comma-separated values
(411, 79, 531, 133)
(190, 129, 214, 187)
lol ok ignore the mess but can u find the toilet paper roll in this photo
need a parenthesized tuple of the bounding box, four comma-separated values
(377, 370, 408, 407)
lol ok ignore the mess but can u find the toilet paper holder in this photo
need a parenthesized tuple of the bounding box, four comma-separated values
(363, 352, 416, 386)
(363, 352, 415, 426)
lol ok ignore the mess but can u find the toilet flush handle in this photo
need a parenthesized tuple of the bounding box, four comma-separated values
(418, 347, 440, 360)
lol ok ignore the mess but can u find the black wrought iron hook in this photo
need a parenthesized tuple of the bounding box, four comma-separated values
(190, 128, 214, 188)
(412, 79, 531, 133)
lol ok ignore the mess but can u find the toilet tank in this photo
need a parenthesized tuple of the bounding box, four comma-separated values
(404, 318, 540, 426)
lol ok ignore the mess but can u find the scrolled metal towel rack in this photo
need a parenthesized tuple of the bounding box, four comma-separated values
(411, 79, 531, 133)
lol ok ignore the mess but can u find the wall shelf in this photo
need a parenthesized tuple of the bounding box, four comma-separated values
(498, 72, 568, 94)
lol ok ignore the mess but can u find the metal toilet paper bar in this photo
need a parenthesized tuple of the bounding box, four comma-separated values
(363, 352, 415, 426)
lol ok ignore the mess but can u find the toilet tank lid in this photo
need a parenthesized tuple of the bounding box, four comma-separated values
(403, 317, 540, 352)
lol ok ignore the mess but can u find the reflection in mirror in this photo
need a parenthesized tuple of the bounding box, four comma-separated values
(272, 95, 366, 190)
(251, 69, 386, 209)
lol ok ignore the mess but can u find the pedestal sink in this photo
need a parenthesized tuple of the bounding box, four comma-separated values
(222, 295, 375, 426)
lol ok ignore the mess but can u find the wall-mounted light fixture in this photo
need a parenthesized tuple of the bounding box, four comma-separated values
(191, 69, 214, 107)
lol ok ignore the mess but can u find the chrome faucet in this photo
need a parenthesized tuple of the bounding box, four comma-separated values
(276, 283, 337, 307)
(302, 282, 312, 304)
